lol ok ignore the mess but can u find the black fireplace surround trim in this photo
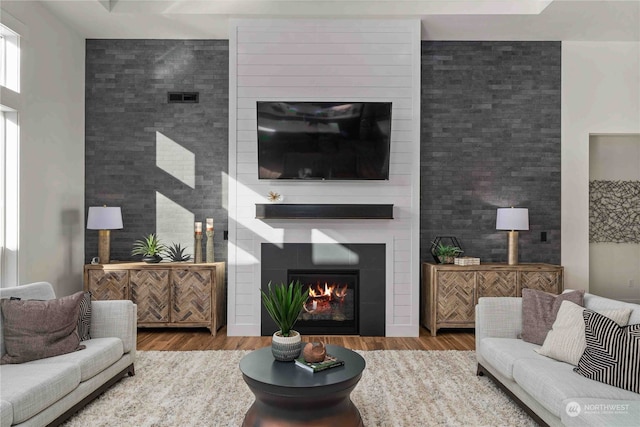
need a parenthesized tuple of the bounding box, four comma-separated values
(261, 243, 386, 336)
(256, 204, 394, 219)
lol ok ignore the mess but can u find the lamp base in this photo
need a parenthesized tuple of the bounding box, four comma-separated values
(98, 230, 111, 264)
(507, 231, 519, 265)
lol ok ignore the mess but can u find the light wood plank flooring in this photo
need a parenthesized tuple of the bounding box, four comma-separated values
(137, 327, 475, 351)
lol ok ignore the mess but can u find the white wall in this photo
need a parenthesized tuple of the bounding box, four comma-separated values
(589, 134, 640, 303)
(0, 1, 85, 295)
(562, 42, 640, 293)
(228, 19, 421, 336)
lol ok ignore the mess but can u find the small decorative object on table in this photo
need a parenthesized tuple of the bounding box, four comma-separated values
(302, 341, 327, 363)
(261, 280, 309, 362)
(429, 236, 463, 264)
(432, 241, 463, 264)
(206, 218, 215, 263)
(267, 191, 283, 203)
(131, 233, 166, 263)
(295, 353, 344, 373)
(194, 222, 203, 263)
(167, 243, 191, 262)
(454, 257, 480, 266)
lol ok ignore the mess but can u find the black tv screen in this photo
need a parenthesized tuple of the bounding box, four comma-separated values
(257, 101, 392, 180)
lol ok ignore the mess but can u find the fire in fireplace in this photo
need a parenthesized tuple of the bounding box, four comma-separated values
(289, 270, 358, 335)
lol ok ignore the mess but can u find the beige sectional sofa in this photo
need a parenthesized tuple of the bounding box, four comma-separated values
(476, 293, 640, 427)
(0, 282, 137, 427)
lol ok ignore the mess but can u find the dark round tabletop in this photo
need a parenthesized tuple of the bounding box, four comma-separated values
(239, 344, 366, 426)
(239, 344, 365, 390)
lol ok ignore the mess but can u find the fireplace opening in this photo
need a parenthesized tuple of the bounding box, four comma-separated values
(288, 269, 359, 335)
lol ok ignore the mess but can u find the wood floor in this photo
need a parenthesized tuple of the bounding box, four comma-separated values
(137, 326, 475, 351)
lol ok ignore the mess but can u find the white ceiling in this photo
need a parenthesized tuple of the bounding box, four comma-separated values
(31, 0, 640, 40)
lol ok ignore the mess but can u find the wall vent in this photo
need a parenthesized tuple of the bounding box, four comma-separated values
(168, 92, 199, 103)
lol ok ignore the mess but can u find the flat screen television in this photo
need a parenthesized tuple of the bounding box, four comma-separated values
(257, 101, 392, 180)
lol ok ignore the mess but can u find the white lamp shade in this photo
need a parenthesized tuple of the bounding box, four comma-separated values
(87, 206, 123, 230)
(496, 208, 529, 231)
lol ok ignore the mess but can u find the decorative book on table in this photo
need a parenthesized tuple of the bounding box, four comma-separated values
(295, 354, 344, 373)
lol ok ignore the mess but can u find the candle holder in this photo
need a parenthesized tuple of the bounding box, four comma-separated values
(206, 230, 215, 263)
(194, 232, 203, 263)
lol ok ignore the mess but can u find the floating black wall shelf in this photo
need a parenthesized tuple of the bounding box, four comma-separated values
(255, 204, 394, 220)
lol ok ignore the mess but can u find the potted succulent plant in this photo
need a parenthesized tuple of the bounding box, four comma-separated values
(261, 280, 309, 361)
(434, 242, 463, 264)
(166, 243, 191, 262)
(131, 233, 167, 263)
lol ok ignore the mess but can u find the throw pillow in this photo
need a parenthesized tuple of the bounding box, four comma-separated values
(574, 310, 640, 394)
(521, 289, 585, 345)
(0, 291, 86, 364)
(77, 291, 92, 341)
(537, 300, 632, 365)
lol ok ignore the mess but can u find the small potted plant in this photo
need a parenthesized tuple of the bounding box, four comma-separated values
(166, 243, 191, 262)
(261, 280, 309, 362)
(131, 233, 167, 263)
(434, 242, 463, 264)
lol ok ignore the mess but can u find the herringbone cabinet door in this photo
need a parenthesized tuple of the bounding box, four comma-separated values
(88, 270, 128, 300)
(130, 269, 170, 322)
(521, 271, 559, 293)
(437, 272, 475, 323)
(172, 269, 212, 323)
(477, 271, 517, 298)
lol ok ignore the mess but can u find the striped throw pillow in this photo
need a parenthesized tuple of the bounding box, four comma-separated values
(574, 310, 640, 394)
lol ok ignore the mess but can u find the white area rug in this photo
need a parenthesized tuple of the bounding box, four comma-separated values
(63, 350, 536, 427)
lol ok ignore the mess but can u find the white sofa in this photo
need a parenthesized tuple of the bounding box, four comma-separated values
(476, 293, 640, 427)
(0, 282, 137, 427)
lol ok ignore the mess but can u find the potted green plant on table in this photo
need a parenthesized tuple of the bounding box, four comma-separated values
(131, 233, 167, 263)
(434, 242, 463, 264)
(166, 243, 191, 262)
(261, 280, 309, 362)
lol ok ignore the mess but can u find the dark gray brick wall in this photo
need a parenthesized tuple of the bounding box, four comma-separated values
(421, 41, 561, 264)
(85, 40, 229, 263)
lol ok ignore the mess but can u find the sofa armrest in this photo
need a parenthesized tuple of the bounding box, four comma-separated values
(91, 300, 137, 354)
(475, 297, 522, 352)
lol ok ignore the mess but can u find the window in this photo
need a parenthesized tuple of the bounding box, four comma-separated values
(0, 24, 19, 92)
(0, 20, 20, 286)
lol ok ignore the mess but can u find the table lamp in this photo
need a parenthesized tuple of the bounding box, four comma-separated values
(87, 206, 123, 264)
(496, 207, 529, 265)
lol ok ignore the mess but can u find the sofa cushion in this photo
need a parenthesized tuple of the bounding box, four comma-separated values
(512, 357, 640, 418)
(537, 300, 632, 366)
(0, 399, 13, 427)
(479, 337, 540, 380)
(78, 291, 92, 341)
(561, 398, 640, 427)
(0, 362, 81, 424)
(521, 289, 585, 345)
(574, 310, 640, 394)
(26, 337, 124, 382)
(1, 292, 86, 364)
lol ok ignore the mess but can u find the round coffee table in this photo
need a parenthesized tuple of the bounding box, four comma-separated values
(239, 344, 366, 427)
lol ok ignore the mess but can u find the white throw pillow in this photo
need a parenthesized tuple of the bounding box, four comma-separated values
(536, 300, 632, 366)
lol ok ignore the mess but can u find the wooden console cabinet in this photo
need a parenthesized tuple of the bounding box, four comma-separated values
(84, 262, 226, 335)
(421, 263, 563, 336)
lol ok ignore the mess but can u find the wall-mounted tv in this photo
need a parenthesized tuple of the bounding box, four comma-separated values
(257, 101, 392, 180)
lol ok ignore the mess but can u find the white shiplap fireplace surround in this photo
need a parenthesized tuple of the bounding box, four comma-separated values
(227, 19, 421, 337)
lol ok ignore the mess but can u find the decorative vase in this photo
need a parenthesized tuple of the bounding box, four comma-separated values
(142, 254, 162, 263)
(271, 330, 302, 362)
(438, 255, 455, 264)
